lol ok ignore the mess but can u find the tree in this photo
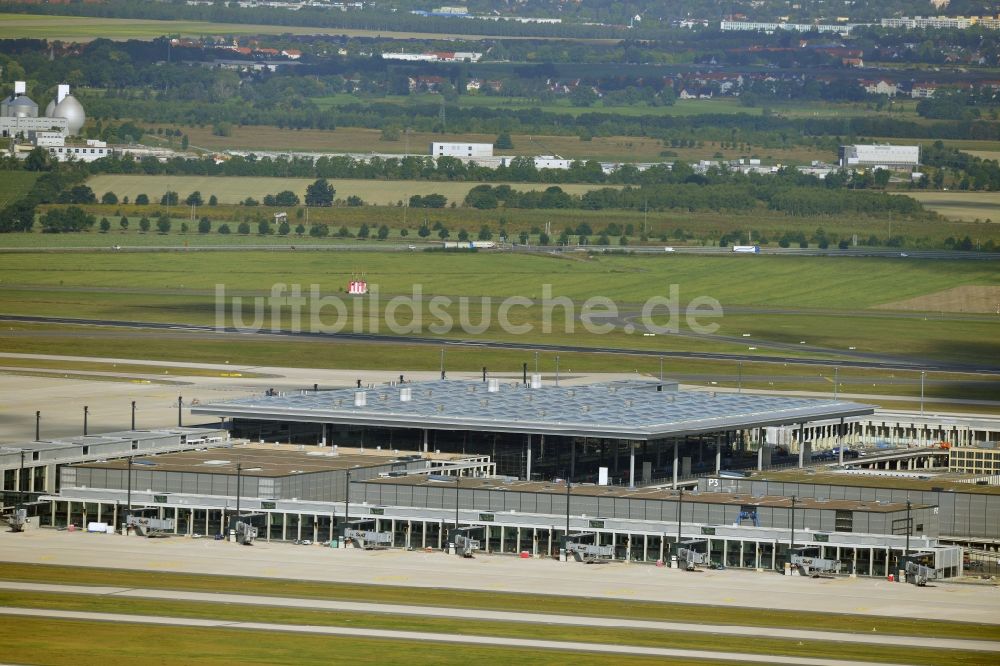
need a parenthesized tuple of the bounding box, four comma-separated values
(60, 185, 97, 205)
(218, 223, 231, 234)
(181, 134, 189, 150)
(242, 197, 259, 207)
(309, 224, 329, 237)
(457, 228, 470, 241)
(139, 216, 151, 233)
(135, 194, 149, 205)
(119, 216, 129, 231)
(570, 86, 599, 107)
(39, 207, 95, 233)
(478, 225, 493, 241)
(198, 217, 211, 233)
(336, 226, 350, 238)
(400, 228, 409, 237)
(539, 232, 550, 246)
(346, 195, 364, 207)
(495, 132, 514, 149)
(101, 191, 119, 205)
(357, 223, 370, 239)
(208, 195, 218, 206)
(185, 191, 204, 206)
(180, 222, 189, 234)
(237, 221, 251, 235)
(160, 191, 179, 206)
(156, 217, 171, 234)
(295, 224, 305, 236)
(99, 217, 110, 233)
(438, 227, 450, 239)
(377, 224, 389, 240)
(418, 224, 431, 238)
(24, 147, 52, 172)
(305, 179, 335, 207)
(518, 231, 529, 244)
(258, 220, 272, 235)
(278, 221, 290, 236)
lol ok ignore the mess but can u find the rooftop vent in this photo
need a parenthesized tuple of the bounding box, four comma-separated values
(400, 387, 412, 402)
(487, 378, 500, 393)
(354, 391, 367, 407)
(530, 373, 542, 389)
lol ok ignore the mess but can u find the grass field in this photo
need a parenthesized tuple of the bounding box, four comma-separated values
(0, 251, 998, 380)
(901, 191, 1000, 223)
(2, 321, 996, 409)
(0, 13, 605, 42)
(3, 563, 997, 640)
(0, 171, 39, 204)
(0, 590, 994, 666)
(84, 175, 616, 206)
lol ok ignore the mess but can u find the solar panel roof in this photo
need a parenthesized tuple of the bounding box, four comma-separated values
(193, 379, 874, 440)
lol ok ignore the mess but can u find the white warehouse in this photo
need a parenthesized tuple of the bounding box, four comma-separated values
(431, 142, 494, 158)
(839, 144, 920, 170)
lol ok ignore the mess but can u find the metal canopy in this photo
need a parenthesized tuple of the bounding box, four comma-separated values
(193, 379, 874, 440)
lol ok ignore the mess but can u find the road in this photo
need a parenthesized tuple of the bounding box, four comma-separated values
(4, 314, 997, 374)
(0, 581, 996, 653)
(0, 606, 921, 666)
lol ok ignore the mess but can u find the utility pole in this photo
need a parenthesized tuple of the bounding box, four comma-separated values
(564, 475, 571, 562)
(83, 405, 89, 436)
(131, 401, 136, 431)
(789, 496, 797, 560)
(676, 487, 684, 557)
(177, 396, 183, 427)
(235, 459, 242, 537)
(35, 411, 40, 442)
(920, 371, 925, 416)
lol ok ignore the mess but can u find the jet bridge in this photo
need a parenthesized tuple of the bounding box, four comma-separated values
(565, 532, 614, 563)
(788, 546, 841, 577)
(676, 538, 708, 571)
(902, 553, 940, 586)
(344, 519, 392, 549)
(450, 526, 482, 557)
(126, 512, 174, 538)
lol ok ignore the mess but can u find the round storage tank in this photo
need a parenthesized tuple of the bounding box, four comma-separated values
(45, 98, 56, 117)
(7, 95, 38, 118)
(52, 94, 85, 134)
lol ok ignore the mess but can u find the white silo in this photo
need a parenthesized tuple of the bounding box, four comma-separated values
(50, 84, 85, 134)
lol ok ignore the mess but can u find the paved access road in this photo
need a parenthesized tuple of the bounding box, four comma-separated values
(0, 606, 921, 666)
(1, 581, 996, 654)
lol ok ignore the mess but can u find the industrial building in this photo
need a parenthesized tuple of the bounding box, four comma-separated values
(838, 144, 920, 170)
(1, 81, 84, 139)
(430, 142, 494, 158)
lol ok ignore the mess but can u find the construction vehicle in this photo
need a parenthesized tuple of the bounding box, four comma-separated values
(565, 532, 613, 563)
(789, 546, 841, 577)
(676, 538, 708, 571)
(5, 508, 26, 532)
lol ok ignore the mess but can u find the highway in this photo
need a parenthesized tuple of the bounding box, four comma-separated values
(4, 313, 999, 374)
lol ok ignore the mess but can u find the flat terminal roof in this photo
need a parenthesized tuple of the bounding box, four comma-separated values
(360, 476, 926, 513)
(193, 379, 875, 440)
(71, 445, 467, 478)
(750, 468, 1000, 495)
(0, 428, 222, 453)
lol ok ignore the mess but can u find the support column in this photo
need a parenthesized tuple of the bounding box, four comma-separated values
(716, 434, 722, 474)
(570, 438, 576, 479)
(526, 434, 532, 482)
(629, 441, 636, 489)
(423, 429, 429, 454)
(320, 423, 327, 446)
(673, 440, 679, 488)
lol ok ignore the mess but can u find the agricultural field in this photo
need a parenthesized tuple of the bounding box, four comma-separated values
(84, 175, 617, 206)
(901, 191, 1000, 223)
(0, 13, 580, 42)
(146, 123, 831, 164)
